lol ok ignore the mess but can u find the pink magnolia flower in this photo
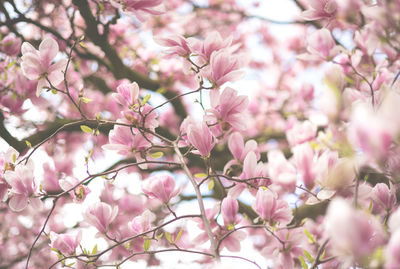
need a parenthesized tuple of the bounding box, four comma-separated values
(228, 132, 258, 162)
(324, 198, 385, 262)
(293, 143, 316, 189)
(189, 31, 234, 62)
(221, 195, 239, 226)
(123, 103, 159, 130)
(111, 0, 163, 19)
(372, 183, 396, 212)
(205, 87, 249, 132)
(306, 28, 341, 60)
(187, 121, 215, 157)
(155, 35, 191, 56)
(253, 188, 292, 226)
(348, 102, 394, 160)
(49, 231, 82, 255)
(1, 34, 22, 56)
(102, 122, 152, 163)
(59, 177, 90, 203)
(141, 174, 179, 203)
(385, 230, 400, 269)
(112, 82, 140, 108)
(20, 37, 67, 96)
(0, 147, 19, 202)
(202, 49, 245, 87)
(3, 160, 40, 212)
(267, 150, 297, 191)
(85, 202, 119, 233)
(302, 0, 337, 21)
(219, 230, 246, 252)
(286, 120, 317, 146)
(129, 209, 155, 235)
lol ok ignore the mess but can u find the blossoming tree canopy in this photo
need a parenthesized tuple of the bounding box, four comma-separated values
(1, 0, 400, 268)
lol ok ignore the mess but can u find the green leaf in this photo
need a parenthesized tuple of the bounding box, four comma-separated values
(12, 153, 16, 163)
(80, 97, 92, 103)
(150, 152, 164, 159)
(194, 173, 207, 179)
(79, 42, 87, 48)
(6, 61, 15, 69)
(125, 242, 130, 250)
(156, 87, 167, 94)
(299, 256, 308, 269)
(304, 229, 315, 244)
(208, 179, 215, 190)
(67, 262, 75, 267)
(165, 232, 172, 243)
(92, 244, 98, 254)
(303, 250, 314, 262)
(175, 228, 183, 242)
(50, 248, 59, 253)
(157, 233, 163, 239)
(80, 125, 93, 134)
(141, 94, 151, 105)
(144, 238, 151, 251)
(25, 140, 32, 148)
(51, 89, 58, 94)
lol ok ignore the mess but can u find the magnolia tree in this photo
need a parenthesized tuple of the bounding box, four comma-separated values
(1, 0, 400, 268)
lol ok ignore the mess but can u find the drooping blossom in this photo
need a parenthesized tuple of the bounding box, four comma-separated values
(302, 0, 337, 21)
(202, 49, 245, 87)
(221, 195, 239, 226)
(20, 37, 67, 96)
(324, 198, 385, 263)
(187, 121, 215, 157)
(3, 160, 40, 212)
(141, 174, 180, 203)
(205, 87, 249, 132)
(253, 188, 292, 226)
(85, 202, 119, 233)
(49, 231, 82, 255)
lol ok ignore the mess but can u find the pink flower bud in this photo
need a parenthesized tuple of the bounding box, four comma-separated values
(1, 34, 22, 56)
(49, 231, 82, 255)
(372, 183, 396, 212)
(85, 202, 119, 233)
(221, 195, 239, 226)
(187, 122, 215, 157)
(141, 174, 179, 203)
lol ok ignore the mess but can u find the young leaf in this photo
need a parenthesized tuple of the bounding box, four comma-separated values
(165, 232, 172, 243)
(144, 238, 151, 251)
(92, 244, 98, 254)
(194, 173, 207, 179)
(304, 229, 315, 244)
(299, 256, 308, 269)
(175, 228, 183, 242)
(141, 94, 151, 105)
(303, 250, 314, 262)
(80, 125, 93, 134)
(150, 152, 164, 159)
(208, 179, 215, 190)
